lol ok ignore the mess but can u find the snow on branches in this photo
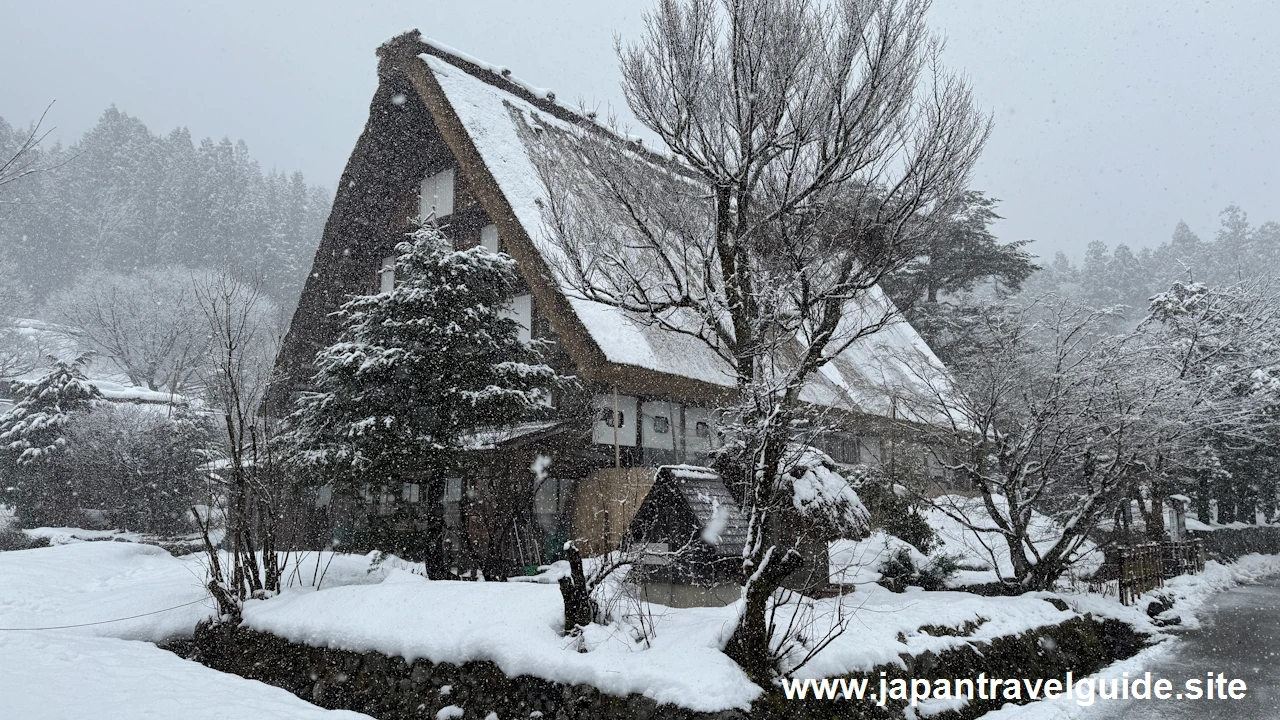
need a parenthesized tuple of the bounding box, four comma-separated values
(0, 353, 101, 465)
(279, 223, 565, 575)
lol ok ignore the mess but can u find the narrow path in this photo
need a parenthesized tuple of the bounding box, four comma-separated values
(1086, 578, 1280, 719)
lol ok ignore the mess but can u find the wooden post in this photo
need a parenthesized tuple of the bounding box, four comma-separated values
(613, 387, 620, 470)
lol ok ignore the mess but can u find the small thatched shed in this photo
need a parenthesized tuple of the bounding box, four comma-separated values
(628, 465, 750, 607)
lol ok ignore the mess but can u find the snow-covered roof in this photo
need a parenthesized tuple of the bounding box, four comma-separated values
(3, 318, 190, 407)
(652, 466, 749, 557)
(389, 33, 955, 425)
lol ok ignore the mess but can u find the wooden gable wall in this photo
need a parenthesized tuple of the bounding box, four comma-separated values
(270, 58, 540, 410)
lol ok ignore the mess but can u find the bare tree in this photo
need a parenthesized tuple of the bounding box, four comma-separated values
(192, 273, 285, 616)
(892, 294, 1278, 590)
(534, 0, 988, 681)
(0, 102, 56, 199)
(51, 267, 212, 393)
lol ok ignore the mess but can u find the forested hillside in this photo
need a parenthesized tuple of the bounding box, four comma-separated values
(1022, 206, 1280, 318)
(0, 107, 329, 310)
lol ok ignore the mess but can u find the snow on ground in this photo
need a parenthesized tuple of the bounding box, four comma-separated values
(23, 526, 146, 545)
(0, 632, 372, 720)
(242, 562, 1077, 711)
(0, 541, 417, 641)
(789, 585, 1071, 680)
(0, 542, 420, 720)
(0, 542, 212, 641)
(3, 535, 1272, 717)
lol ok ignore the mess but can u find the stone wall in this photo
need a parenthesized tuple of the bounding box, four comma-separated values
(178, 607, 1148, 720)
(183, 622, 745, 720)
(1190, 526, 1280, 561)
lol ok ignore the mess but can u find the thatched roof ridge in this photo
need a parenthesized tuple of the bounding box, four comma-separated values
(378, 31, 690, 176)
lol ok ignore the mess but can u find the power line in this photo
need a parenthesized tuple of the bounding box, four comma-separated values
(0, 597, 211, 631)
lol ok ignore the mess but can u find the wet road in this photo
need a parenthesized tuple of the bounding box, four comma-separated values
(1089, 578, 1280, 719)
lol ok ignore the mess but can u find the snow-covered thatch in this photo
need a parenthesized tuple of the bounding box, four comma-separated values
(360, 32, 955, 424)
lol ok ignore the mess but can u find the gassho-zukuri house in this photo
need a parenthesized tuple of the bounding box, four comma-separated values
(268, 31, 955, 601)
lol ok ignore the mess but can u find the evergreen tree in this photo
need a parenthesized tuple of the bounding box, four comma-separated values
(0, 106, 329, 309)
(886, 191, 1036, 363)
(0, 354, 102, 526)
(886, 191, 1036, 308)
(283, 224, 562, 574)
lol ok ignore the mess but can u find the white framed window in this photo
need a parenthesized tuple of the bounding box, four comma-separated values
(501, 293, 532, 344)
(640, 400, 676, 451)
(419, 167, 455, 219)
(480, 224, 500, 253)
(683, 407, 716, 452)
(402, 482, 421, 503)
(592, 393, 638, 446)
(379, 256, 396, 293)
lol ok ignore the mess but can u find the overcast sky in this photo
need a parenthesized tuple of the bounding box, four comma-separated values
(3, 0, 1277, 262)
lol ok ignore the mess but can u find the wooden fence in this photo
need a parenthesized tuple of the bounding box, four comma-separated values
(1091, 539, 1205, 606)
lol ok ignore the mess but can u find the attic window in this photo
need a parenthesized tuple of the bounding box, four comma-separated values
(598, 407, 624, 428)
(695, 421, 710, 438)
(419, 168, 455, 219)
(480, 224, 500, 253)
(653, 416, 670, 434)
(379, 256, 395, 293)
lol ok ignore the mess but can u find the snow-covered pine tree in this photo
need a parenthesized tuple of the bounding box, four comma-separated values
(284, 223, 561, 575)
(0, 353, 102, 526)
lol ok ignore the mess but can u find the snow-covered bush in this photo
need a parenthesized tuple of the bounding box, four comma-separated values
(844, 463, 938, 554)
(777, 448, 870, 540)
(876, 546, 961, 592)
(0, 354, 102, 527)
(0, 526, 49, 551)
(64, 403, 211, 534)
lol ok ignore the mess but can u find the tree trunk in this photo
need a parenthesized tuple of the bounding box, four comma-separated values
(422, 473, 449, 578)
(558, 544, 595, 633)
(725, 547, 803, 684)
(1196, 474, 1212, 526)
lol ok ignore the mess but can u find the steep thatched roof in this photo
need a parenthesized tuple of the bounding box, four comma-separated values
(271, 31, 953, 426)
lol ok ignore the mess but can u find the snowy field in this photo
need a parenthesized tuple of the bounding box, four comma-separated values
(1, 537, 1277, 718)
(0, 633, 371, 720)
(0, 542, 405, 720)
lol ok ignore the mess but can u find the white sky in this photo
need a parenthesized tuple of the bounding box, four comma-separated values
(2, 0, 1277, 261)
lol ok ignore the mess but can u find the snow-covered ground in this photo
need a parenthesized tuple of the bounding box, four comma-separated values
(0, 542, 415, 720)
(242, 557, 1077, 711)
(0, 632, 371, 720)
(1, 535, 1275, 718)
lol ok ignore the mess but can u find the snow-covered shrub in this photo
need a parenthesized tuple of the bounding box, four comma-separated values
(0, 526, 49, 551)
(876, 547, 961, 592)
(845, 463, 938, 553)
(774, 448, 870, 540)
(64, 403, 211, 534)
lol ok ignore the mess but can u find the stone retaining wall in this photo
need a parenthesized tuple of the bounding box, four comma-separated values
(1189, 526, 1280, 561)
(177, 607, 1148, 720)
